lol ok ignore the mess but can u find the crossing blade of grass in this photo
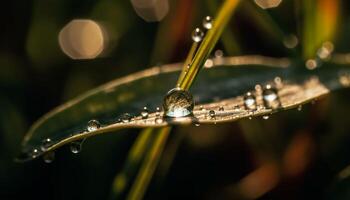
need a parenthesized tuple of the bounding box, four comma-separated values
(109, 128, 155, 199)
(126, 127, 171, 200)
(179, 0, 241, 90)
(118, 1, 241, 199)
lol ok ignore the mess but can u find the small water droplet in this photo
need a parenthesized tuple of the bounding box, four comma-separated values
(121, 113, 132, 123)
(214, 49, 223, 58)
(70, 139, 85, 154)
(219, 106, 224, 111)
(163, 88, 194, 118)
(41, 138, 53, 151)
(209, 110, 215, 118)
(30, 148, 40, 159)
(263, 85, 280, 109)
(262, 115, 269, 120)
(87, 119, 101, 132)
(204, 59, 214, 68)
(194, 122, 200, 127)
(297, 105, 302, 111)
(192, 27, 204, 42)
(43, 151, 55, 163)
(155, 117, 163, 124)
(249, 116, 252, 120)
(202, 16, 213, 30)
(244, 92, 257, 110)
(141, 107, 149, 119)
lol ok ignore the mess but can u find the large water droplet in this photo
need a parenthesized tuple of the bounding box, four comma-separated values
(141, 107, 149, 119)
(41, 138, 53, 151)
(192, 28, 204, 42)
(87, 119, 101, 132)
(244, 92, 257, 110)
(163, 88, 194, 118)
(43, 151, 55, 163)
(202, 16, 213, 30)
(263, 85, 280, 109)
(70, 139, 85, 154)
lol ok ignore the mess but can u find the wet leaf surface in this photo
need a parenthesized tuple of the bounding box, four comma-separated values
(18, 56, 350, 161)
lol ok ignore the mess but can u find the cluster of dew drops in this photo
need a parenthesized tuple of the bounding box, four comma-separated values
(30, 15, 322, 164)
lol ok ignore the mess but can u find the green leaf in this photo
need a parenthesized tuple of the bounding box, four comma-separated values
(17, 56, 350, 162)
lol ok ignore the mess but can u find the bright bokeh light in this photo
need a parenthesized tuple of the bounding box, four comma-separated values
(254, 0, 282, 9)
(59, 19, 106, 60)
(131, 0, 169, 22)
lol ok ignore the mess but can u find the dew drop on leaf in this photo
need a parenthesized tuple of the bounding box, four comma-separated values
(163, 88, 194, 118)
(155, 117, 163, 124)
(43, 151, 55, 163)
(87, 119, 101, 132)
(263, 115, 269, 120)
(30, 148, 40, 159)
(70, 139, 85, 154)
(244, 92, 257, 110)
(121, 113, 132, 123)
(41, 138, 53, 151)
(297, 105, 303, 111)
(192, 27, 204, 42)
(263, 85, 280, 109)
(141, 107, 149, 119)
(209, 110, 216, 118)
(202, 16, 213, 30)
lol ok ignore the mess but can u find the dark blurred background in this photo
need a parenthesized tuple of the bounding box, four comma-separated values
(1, 0, 350, 199)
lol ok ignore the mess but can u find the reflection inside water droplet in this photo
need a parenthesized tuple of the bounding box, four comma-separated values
(244, 92, 257, 110)
(43, 151, 55, 163)
(163, 88, 194, 118)
(70, 139, 85, 154)
(87, 119, 101, 132)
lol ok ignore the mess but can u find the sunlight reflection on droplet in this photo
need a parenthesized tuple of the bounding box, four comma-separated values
(254, 0, 282, 9)
(59, 19, 106, 60)
(131, 0, 169, 22)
